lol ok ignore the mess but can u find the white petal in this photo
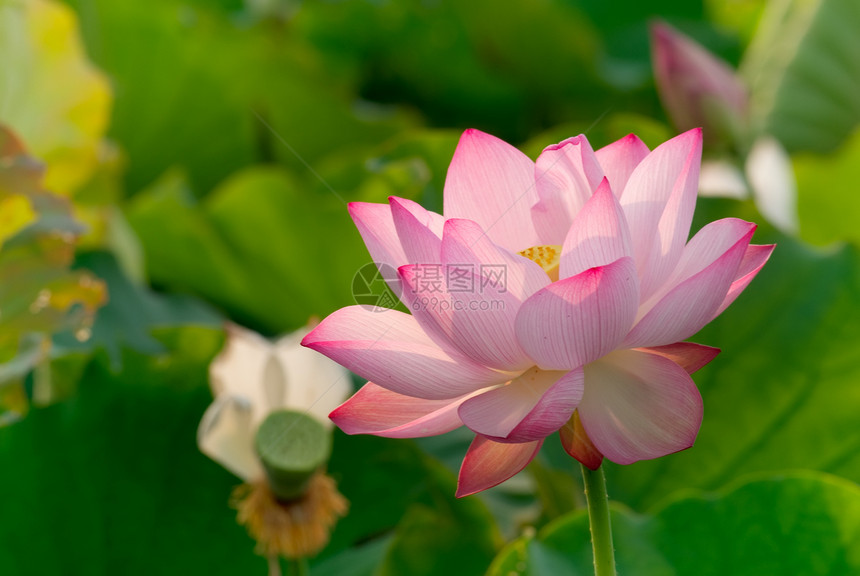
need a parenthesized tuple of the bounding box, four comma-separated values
(275, 329, 352, 429)
(698, 160, 749, 199)
(197, 396, 264, 482)
(746, 137, 798, 234)
(209, 323, 274, 424)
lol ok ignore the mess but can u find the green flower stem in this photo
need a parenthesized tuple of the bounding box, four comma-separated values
(267, 556, 308, 576)
(580, 464, 617, 576)
(288, 558, 309, 576)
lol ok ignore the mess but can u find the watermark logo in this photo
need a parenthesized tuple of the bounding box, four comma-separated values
(352, 262, 401, 311)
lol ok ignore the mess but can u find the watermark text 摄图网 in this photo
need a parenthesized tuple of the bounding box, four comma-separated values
(407, 263, 507, 295)
(351, 262, 509, 312)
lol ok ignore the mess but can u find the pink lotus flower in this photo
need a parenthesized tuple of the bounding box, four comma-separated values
(302, 128, 773, 497)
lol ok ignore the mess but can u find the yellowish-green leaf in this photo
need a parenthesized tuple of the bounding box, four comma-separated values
(706, 0, 768, 43)
(742, 0, 860, 152)
(0, 0, 111, 195)
(0, 125, 106, 419)
(0, 194, 36, 247)
(0, 380, 28, 426)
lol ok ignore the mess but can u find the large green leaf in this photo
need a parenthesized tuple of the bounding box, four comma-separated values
(488, 472, 860, 575)
(602, 202, 860, 509)
(793, 129, 860, 246)
(296, 0, 612, 142)
(55, 251, 222, 368)
(125, 131, 447, 334)
(324, 434, 499, 576)
(705, 0, 768, 44)
(125, 167, 372, 334)
(363, 129, 462, 214)
(61, 0, 414, 195)
(742, 0, 860, 153)
(0, 326, 269, 575)
(0, 326, 498, 575)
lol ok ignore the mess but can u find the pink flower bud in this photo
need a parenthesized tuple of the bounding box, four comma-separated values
(651, 22, 748, 146)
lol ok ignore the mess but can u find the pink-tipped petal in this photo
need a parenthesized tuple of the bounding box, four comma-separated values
(624, 219, 755, 347)
(388, 196, 446, 237)
(302, 306, 508, 400)
(274, 330, 352, 428)
(439, 280, 533, 371)
(349, 202, 408, 271)
(620, 128, 703, 301)
(456, 436, 543, 497)
(330, 382, 477, 438)
(594, 134, 650, 198)
(401, 260, 540, 372)
(714, 243, 775, 317)
(459, 367, 583, 442)
(390, 197, 444, 265)
(398, 216, 551, 371)
(516, 257, 639, 370)
(441, 218, 550, 301)
(661, 218, 757, 292)
(532, 135, 605, 245)
(429, 219, 549, 371)
(398, 263, 457, 348)
(560, 178, 634, 279)
(443, 129, 539, 252)
(559, 410, 603, 470)
(636, 342, 720, 374)
(579, 350, 703, 465)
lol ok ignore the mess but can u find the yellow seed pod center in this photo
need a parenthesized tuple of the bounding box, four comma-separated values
(519, 245, 561, 282)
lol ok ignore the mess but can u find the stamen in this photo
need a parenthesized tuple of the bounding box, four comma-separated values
(519, 245, 562, 282)
(232, 471, 349, 559)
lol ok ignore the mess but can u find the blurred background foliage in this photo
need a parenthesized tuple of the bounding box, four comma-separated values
(1, 0, 859, 574)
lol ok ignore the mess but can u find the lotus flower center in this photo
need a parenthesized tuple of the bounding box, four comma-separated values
(519, 245, 561, 282)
